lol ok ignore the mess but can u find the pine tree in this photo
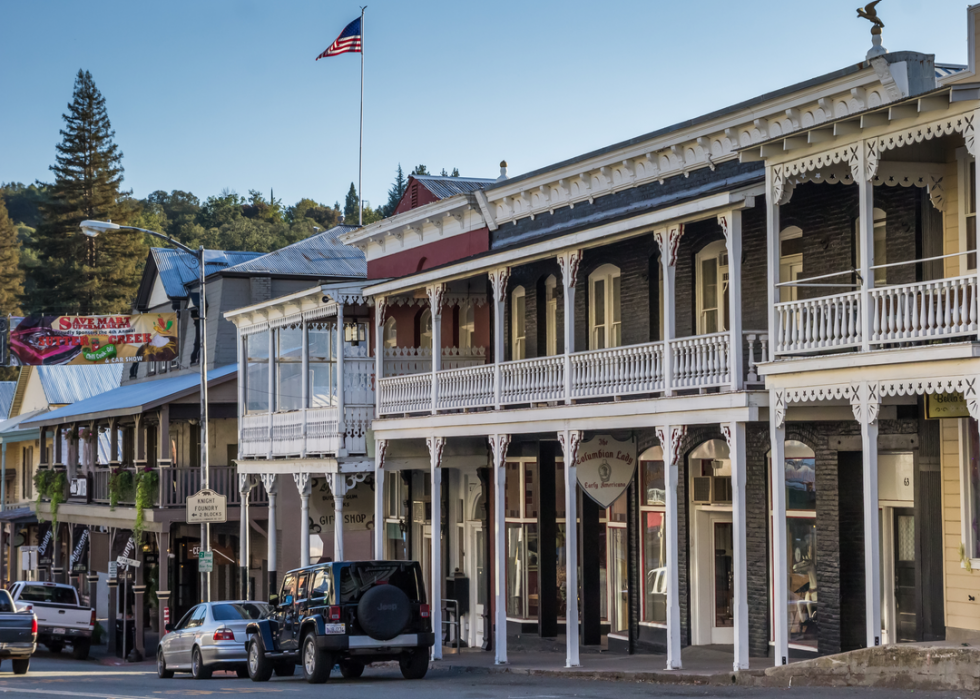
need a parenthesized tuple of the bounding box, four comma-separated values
(0, 198, 24, 316)
(382, 164, 407, 217)
(343, 183, 360, 223)
(411, 165, 429, 176)
(33, 70, 145, 315)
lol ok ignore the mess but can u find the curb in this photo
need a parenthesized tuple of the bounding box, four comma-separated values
(441, 663, 763, 687)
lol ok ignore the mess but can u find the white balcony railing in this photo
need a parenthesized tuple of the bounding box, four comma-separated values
(377, 331, 766, 415)
(239, 405, 370, 458)
(774, 290, 862, 355)
(384, 346, 486, 376)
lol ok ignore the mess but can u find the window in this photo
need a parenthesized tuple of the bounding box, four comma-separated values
(245, 330, 270, 413)
(186, 605, 207, 629)
(311, 568, 332, 600)
(308, 322, 337, 408)
(964, 419, 980, 560)
(458, 302, 475, 350)
(419, 310, 433, 351)
(211, 603, 270, 621)
(545, 275, 557, 356)
(854, 209, 887, 285)
(958, 151, 976, 271)
(383, 317, 398, 349)
(779, 227, 804, 304)
(639, 446, 666, 624)
(511, 286, 526, 360)
(589, 265, 621, 350)
(279, 574, 297, 604)
(696, 241, 729, 334)
(276, 326, 303, 412)
(21, 447, 33, 501)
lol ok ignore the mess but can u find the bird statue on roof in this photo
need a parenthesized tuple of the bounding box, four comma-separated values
(858, 0, 887, 59)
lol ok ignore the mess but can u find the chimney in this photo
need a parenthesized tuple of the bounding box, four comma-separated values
(497, 160, 508, 181)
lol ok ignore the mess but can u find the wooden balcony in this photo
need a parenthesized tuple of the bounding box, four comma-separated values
(239, 405, 372, 458)
(88, 466, 267, 508)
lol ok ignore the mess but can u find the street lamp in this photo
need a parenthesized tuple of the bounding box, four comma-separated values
(80, 221, 213, 603)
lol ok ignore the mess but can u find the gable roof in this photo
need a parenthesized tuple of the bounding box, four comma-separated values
(221, 224, 365, 278)
(411, 175, 494, 200)
(0, 382, 14, 420)
(152, 248, 266, 299)
(36, 364, 123, 406)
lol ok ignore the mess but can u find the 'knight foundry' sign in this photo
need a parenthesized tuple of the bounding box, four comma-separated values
(186, 488, 227, 523)
(576, 435, 637, 508)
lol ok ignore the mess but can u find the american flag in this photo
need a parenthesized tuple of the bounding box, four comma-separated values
(316, 16, 362, 59)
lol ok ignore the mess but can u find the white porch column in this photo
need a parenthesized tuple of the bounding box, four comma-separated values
(427, 285, 445, 414)
(558, 430, 583, 667)
(238, 474, 254, 599)
(426, 436, 446, 659)
(765, 165, 781, 363)
(267, 328, 275, 459)
(557, 250, 581, 404)
(489, 434, 511, 664)
(489, 269, 510, 409)
(720, 212, 744, 391)
(336, 301, 347, 457)
(656, 425, 685, 670)
(654, 226, 683, 396)
(374, 440, 387, 557)
(857, 140, 876, 352)
(853, 382, 882, 648)
(301, 319, 309, 457)
(374, 298, 387, 419)
(769, 390, 788, 666)
(294, 473, 312, 567)
(330, 472, 347, 562)
(722, 422, 748, 671)
(261, 474, 278, 597)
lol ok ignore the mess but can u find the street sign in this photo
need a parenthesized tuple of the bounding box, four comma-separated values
(198, 551, 214, 573)
(186, 488, 227, 523)
(116, 556, 141, 568)
(108, 562, 117, 580)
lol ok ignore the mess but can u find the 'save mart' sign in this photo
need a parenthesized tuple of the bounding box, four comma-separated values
(186, 488, 227, 523)
(576, 435, 637, 508)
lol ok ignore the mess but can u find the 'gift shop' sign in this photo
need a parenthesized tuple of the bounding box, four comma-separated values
(576, 436, 636, 508)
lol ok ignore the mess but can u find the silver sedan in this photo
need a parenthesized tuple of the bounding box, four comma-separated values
(157, 601, 271, 680)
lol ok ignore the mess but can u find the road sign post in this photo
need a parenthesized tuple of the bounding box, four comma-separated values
(198, 550, 214, 574)
(186, 489, 227, 524)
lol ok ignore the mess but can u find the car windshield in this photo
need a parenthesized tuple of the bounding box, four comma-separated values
(17, 585, 77, 605)
(211, 603, 270, 621)
(339, 563, 423, 604)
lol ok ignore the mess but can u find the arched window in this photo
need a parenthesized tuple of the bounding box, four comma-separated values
(589, 264, 621, 350)
(459, 302, 475, 350)
(639, 445, 666, 624)
(383, 316, 397, 349)
(419, 309, 433, 350)
(545, 275, 557, 356)
(695, 241, 728, 334)
(779, 226, 803, 303)
(511, 286, 526, 360)
(854, 208, 887, 285)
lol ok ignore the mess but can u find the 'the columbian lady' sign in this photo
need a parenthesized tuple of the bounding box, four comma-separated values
(576, 435, 637, 508)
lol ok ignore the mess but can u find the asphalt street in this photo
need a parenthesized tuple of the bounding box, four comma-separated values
(0, 650, 970, 699)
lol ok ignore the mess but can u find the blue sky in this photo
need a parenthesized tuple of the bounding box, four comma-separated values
(0, 0, 970, 211)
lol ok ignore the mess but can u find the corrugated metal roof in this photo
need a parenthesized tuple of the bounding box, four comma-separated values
(0, 408, 47, 437)
(36, 364, 123, 406)
(0, 383, 14, 420)
(222, 225, 366, 278)
(936, 63, 967, 79)
(153, 248, 266, 299)
(24, 364, 237, 426)
(413, 175, 494, 200)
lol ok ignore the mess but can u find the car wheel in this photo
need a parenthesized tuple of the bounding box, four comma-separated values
(247, 634, 273, 682)
(340, 659, 365, 679)
(157, 650, 174, 679)
(72, 640, 91, 660)
(301, 633, 330, 684)
(191, 647, 213, 680)
(236, 667, 250, 679)
(46, 642, 63, 654)
(274, 662, 296, 677)
(11, 658, 29, 675)
(399, 650, 429, 680)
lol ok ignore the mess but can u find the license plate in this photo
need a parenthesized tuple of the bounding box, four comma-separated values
(53, 628, 65, 635)
(324, 623, 345, 635)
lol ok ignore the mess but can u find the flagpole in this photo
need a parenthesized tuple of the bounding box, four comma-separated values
(358, 6, 366, 226)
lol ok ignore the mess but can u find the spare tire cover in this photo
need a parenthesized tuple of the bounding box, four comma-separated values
(357, 584, 412, 641)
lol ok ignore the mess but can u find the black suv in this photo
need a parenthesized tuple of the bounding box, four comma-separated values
(244, 560, 434, 683)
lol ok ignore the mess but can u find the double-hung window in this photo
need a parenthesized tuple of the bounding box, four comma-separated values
(511, 287, 526, 360)
(308, 322, 337, 408)
(276, 325, 303, 412)
(245, 330, 270, 413)
(696, 241, 729, 334)
(589, 265, 621, 350)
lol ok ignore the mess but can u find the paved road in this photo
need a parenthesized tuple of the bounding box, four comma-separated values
(0, 650, 967, 698)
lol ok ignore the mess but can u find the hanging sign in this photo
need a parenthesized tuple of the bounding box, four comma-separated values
(186, 489, 227, 523)
(70, 525, 89, 574)
(7, 313, 178, 366)
(309, 478, 374, 535)
(36, 522, 53, 567)
(925, 392, 970, 419)
(576, 435, 637, 508)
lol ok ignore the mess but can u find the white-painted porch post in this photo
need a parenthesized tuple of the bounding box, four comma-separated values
(489, 269, 510, 409)
(331, 472, 346, 562)
(374, 298, 387, 419)
(654, 227, 682, 396)
(558, 430, 583, 667)
(765, 165, 781, 363)
(267, 327, 275, 458)
(237, 329, 245, 450)
(294, 473, 311, 567)
(769, 390, 788, 666)
(427, 285, 445, 414)
(301, 319, 309, 457)
(261, 474, 278, 596)
(336, 300, 347, 457)
(723, 422, 749, 671)
(973, 122, 980, 341)
(426, 436, 446, 660)
(656, 425, 685, 670)
(853, 382, 882, 648)
(238, 474, 253, 599)
(489, 434, 511, 664)
(720, 211, 744, 391)
(857, 140, 876, 351)
(557, 251, 581, 404)
(374, 440, 387, 558)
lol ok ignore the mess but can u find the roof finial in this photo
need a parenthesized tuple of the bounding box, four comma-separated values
(498, 160, 508, 181)
(857, 0, 886, 59)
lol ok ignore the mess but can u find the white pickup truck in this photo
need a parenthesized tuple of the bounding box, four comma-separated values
(10, 582, 94, 659)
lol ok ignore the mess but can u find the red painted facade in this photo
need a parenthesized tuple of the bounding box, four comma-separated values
(367, 227, 490, 279)
(393, 178, 440, 215)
